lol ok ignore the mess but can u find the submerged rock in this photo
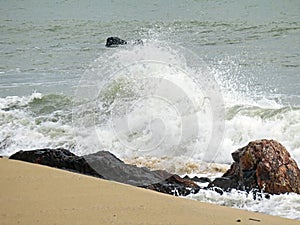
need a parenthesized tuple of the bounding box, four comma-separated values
(9, 149, 199, 196)
(105, 36, 143, 47)
(105, 37, 127, 47)
(209, 139, 300, 194)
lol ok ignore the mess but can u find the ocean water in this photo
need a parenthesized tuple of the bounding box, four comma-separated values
(1, 0, 300, 220)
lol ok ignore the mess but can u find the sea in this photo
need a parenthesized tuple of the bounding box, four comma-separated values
(1, 0, 300, 220)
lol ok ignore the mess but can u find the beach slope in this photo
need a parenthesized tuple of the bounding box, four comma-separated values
(0, 158, 298, 225)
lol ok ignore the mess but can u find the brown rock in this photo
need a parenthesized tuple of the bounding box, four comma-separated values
(209, 139, 300, 194)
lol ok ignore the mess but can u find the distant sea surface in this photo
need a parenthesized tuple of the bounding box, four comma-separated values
(1, 0, 300, 220)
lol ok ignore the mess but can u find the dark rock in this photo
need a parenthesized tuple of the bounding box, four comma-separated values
(9, 149, 168, 186)
(142, 175, 200, 196)
(208, 177, 239, 191)
(84, 151, 172, 186)
(184, 175, 211, 183)
(105, 37, 143, 47)
(9, 149, 199, 196)
(208, 139, 300, 194)
(9, 148, 103, 178)
(192, 176, 211, 183)
(105, 37, 127, 47)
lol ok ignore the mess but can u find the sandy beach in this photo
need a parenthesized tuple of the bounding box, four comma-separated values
(0, 158, 299, 225)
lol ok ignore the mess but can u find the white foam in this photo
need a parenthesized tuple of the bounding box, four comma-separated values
(187, 189, 300, 220)
(0, 92, 42, 109)
(74, 42, 221, 161)
(0, 93, 76, 156)
(73, 41, 300, 165)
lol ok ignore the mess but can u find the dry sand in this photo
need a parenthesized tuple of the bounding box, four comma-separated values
(0, 158, 299, 225)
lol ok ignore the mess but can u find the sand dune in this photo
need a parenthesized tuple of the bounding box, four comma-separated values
(0, 158, 299, 225)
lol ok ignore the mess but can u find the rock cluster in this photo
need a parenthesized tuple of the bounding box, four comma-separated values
(8, 139, 300, 196)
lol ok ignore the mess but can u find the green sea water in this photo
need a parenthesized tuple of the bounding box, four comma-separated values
(1, 0, 299, 104)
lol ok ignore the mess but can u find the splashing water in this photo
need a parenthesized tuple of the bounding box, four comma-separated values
(1, 41, 299, 166)
(73, 41, 225, 163)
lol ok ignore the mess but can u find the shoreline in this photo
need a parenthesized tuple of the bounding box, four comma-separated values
(1, 158, 299, 225)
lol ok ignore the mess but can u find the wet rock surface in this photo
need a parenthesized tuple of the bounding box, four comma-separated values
(9, 148, 103, 178)
(9, 148, 199, 196)
(84, 151, 172, 186)
(142, 174, 201, 196)
(184, 175, 211, 183)
(208, 139, 300, 194)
